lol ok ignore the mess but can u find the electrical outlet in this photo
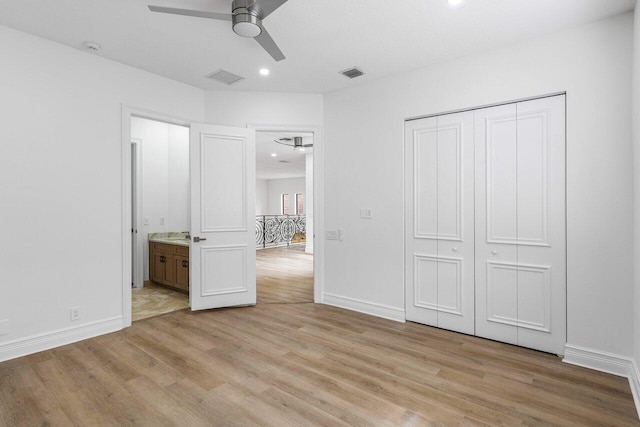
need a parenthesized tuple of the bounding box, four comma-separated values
(70, 307, 80, 321)
(366, 208, 374, 219)
(0, 319, 8, 336)
(143, 217, 149, 226)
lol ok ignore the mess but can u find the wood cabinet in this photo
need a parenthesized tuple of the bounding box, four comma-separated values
(149, 242, 189, 293)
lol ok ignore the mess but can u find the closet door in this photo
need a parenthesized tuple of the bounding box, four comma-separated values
(405, 111, 475, 335)
(475, 95, 566, 354)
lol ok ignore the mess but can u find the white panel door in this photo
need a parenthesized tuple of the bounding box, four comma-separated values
(475, 95, 566, 354)
(190, 123, 256, 311)
(405, 111, 475, 334)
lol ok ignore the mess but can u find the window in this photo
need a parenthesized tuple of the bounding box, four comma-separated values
(295, 193, 304, 215)
(281, 193, 290, 215)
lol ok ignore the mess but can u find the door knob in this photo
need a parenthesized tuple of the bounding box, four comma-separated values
(491, 249, 498, 255)
(452, 247, 459, 252)
(193, 237, 207, 242)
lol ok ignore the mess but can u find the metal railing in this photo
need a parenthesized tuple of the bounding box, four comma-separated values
(256, 215, 306, 249)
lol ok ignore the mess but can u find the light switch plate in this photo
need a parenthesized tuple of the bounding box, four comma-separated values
(326, 230, 338, 240)
(360, 208, 367, 219)
(159, 217, 166, 225)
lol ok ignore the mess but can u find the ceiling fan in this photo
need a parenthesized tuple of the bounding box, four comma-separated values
(148, 0, 287, 61)
(275, 136, 313, 151)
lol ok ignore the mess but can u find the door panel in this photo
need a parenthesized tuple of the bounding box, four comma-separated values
(475, 96, 565, 354)
(405, 111, 474, 335)
(190, 124, 256, 311)
(475, 103, 519, 345)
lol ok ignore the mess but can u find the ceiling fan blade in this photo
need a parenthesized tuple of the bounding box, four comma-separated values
(148, 5, 232, 21)
(248, 0, 287, 19)
(274, 139, 293, 147)
(302, 144, 313, 147)
(255, 25, 285, 61)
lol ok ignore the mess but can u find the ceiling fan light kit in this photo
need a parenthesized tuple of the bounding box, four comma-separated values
(232, 8, 262, 38)
(148, 0, 287, 61)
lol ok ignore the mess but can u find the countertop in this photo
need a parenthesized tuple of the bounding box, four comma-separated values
(148, 232, 190, 247)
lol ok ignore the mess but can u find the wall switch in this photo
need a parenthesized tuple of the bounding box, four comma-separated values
(159, 217, 166, 225)
(143, 217, 149, 226)
(337, 229, 344, 241)
(366, 208, 374, 219)
(0, 319, 8, 336)
(70, 307, 80, 321)
(360, 208, 367, 219)
(326, 230, 338, 240)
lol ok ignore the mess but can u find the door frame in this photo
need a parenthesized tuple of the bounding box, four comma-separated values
(131, 137, 144, 289)
(248, 123, 324, 304)
(121, 105, 195, 327)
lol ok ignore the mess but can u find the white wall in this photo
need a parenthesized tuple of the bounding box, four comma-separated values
(266, 178, 305, 215)
(256, 179, 268, 215)
(324, 13, 634, 356)
(131, 117, 189, 281)
(204, 91, 323, 128)
(0, 25, 203, 359)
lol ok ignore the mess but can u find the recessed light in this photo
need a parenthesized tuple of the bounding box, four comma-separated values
(259, 68, 270, 76)
(448, 0, 463, 6)
(270, 153, 277, 157)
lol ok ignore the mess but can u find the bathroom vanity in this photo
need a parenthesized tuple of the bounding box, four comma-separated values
(148, 232, 190, 293)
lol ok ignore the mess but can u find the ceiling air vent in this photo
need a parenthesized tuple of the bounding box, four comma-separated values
(206, 69, 245, 85)
(340, 67, 365, 79)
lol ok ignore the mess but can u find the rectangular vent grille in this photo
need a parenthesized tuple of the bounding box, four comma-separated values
(206, 69, 245, 85)
(340, 67, 365, 79)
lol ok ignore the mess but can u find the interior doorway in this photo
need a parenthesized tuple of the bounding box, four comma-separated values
(255, 130, 315, 304)
(130, 116, 191, 321)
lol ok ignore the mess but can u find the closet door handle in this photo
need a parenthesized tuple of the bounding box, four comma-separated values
(491, 250, 498, 255)
(452, 247, 459, 252)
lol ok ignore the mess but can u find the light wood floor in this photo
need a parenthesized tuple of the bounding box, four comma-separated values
(1, 303, 637, 426)
(256, 245, 313, 304)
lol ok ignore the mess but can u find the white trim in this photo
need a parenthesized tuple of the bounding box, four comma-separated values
(0, 317, 123, 363)
(247, 123, 324, 305)
(630, 360, 640, 420)
(563, 344, 634, 377)
(323, 293, 405, 323)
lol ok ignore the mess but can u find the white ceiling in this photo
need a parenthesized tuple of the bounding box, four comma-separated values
(256, 131, 312, 180)
(0, 0, 634, 94)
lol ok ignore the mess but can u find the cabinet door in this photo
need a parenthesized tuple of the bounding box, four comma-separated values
(151, 252, 166, 284)
(175, 256, 189, 291)
(164, 253, 176, 286)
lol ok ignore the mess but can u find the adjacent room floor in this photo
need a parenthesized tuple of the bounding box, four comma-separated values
(132, 244, 313, 321)
(1, 303, 637, 426)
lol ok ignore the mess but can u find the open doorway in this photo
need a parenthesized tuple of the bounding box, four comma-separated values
(255, 131, 314, 304)
(130, 116, 190, 321)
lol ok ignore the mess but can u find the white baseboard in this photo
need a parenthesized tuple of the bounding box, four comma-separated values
(0, 316, 123, 363)
(563, 344, 634, 377)
(563, 343, 640, 420)
(322, 292, 405, 323)
(631, 360, 640, 420)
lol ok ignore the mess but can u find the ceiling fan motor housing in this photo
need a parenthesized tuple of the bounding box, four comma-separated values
(232, 0, 262, 38)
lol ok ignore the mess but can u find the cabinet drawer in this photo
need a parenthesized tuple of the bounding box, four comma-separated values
(151, 243, 174, 253)
(175, 246, 189, 256)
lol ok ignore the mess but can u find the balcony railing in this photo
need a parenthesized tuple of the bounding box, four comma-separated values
(256, 215, 306, 249)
